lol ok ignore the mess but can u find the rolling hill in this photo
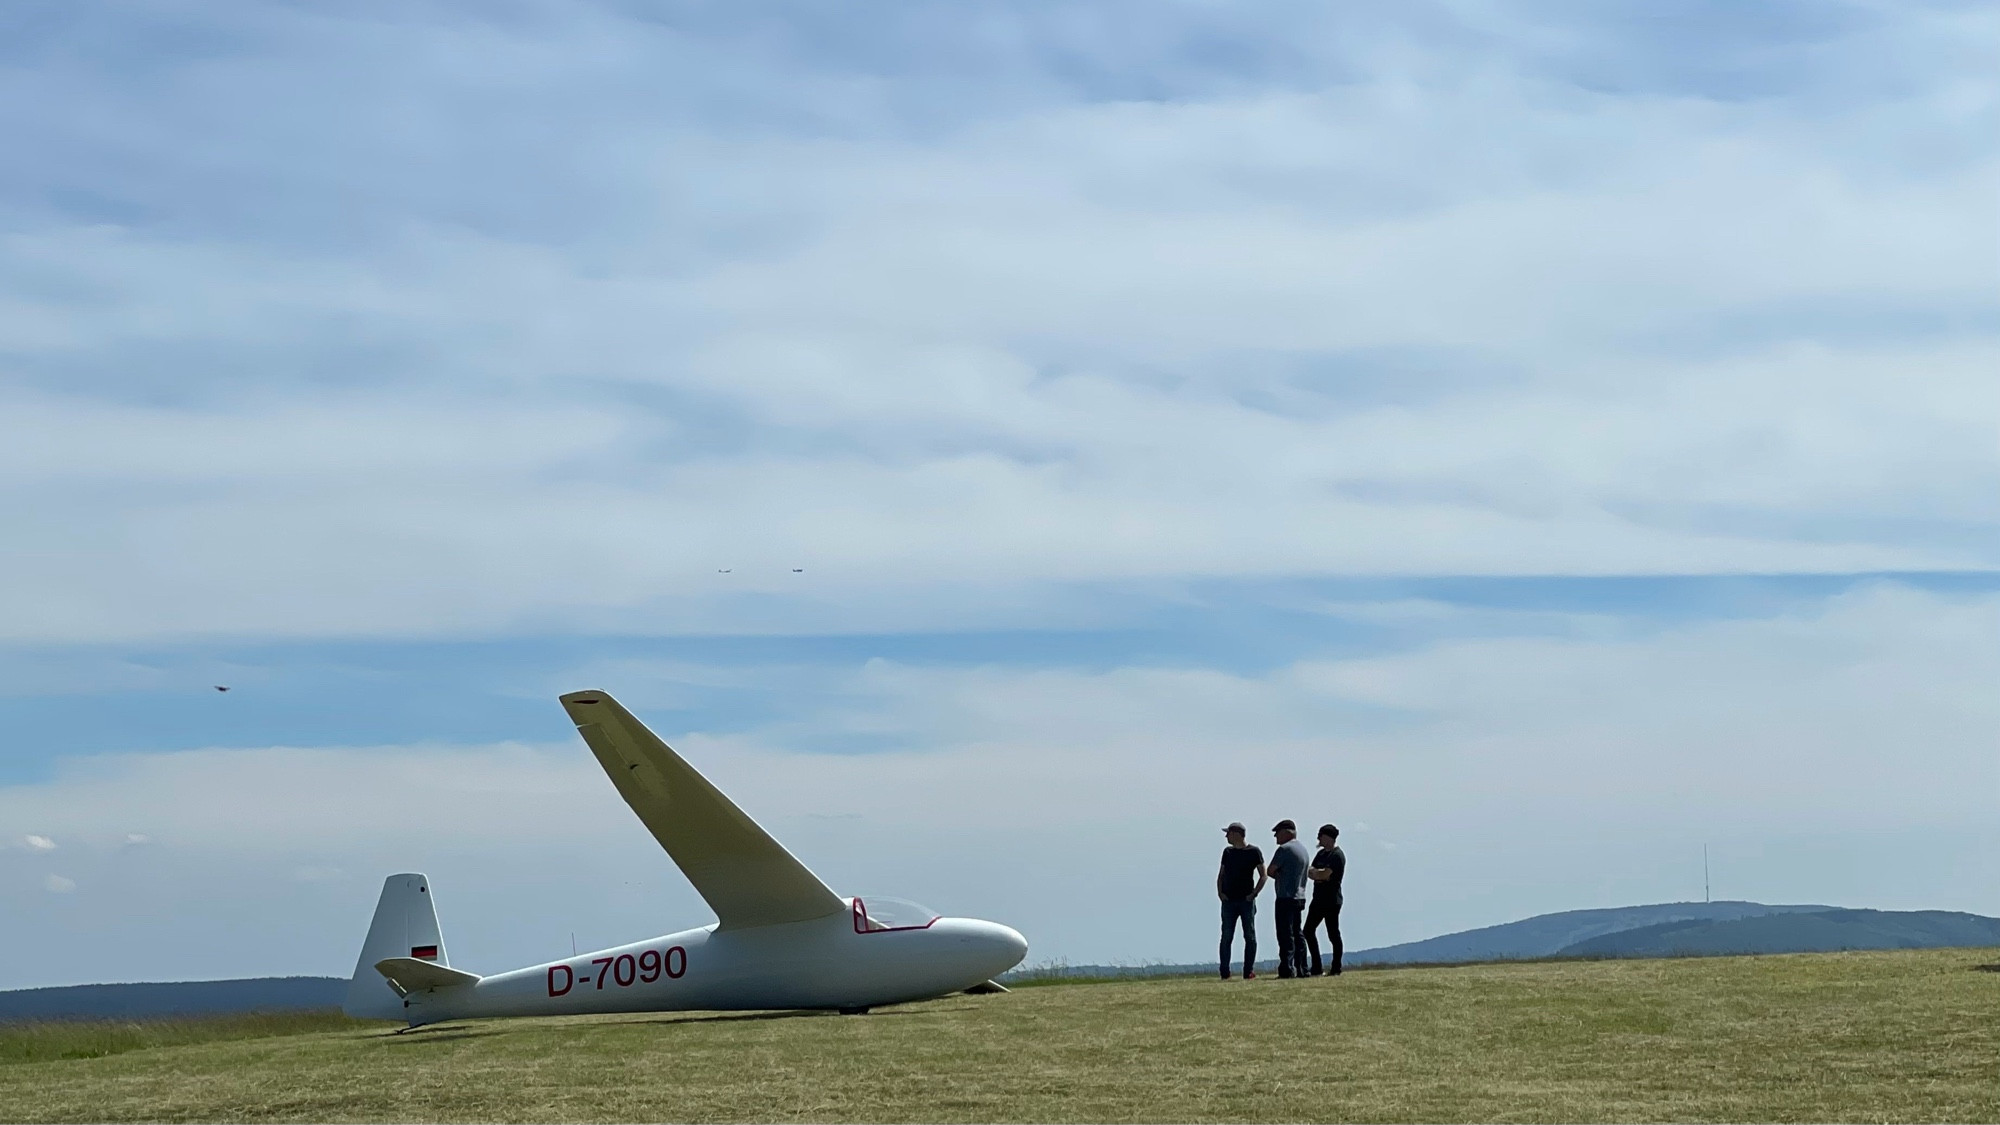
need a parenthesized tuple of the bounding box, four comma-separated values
(1016, 901, 2000, 980)
(1347, 900, 1836, 965)
(1556, 908, 2000, 958)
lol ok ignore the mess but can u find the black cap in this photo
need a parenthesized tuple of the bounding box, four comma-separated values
(1223, 821, 1246, 834)
(1318, 823, 1339, 840)
(1272, 819, 1296, 833)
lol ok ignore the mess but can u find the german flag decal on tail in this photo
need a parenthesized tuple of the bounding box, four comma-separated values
(411, 945, 439, 960)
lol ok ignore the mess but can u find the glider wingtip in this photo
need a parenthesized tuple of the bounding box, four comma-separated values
(559, 689, 615, 715)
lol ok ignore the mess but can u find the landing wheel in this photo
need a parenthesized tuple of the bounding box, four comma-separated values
(837, 1006, 870, 1015)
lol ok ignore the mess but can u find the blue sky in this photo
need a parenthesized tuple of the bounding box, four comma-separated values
(1, 1, 1995, 989)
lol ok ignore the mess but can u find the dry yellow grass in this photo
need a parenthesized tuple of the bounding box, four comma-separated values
(2, 947, 1994, 1123)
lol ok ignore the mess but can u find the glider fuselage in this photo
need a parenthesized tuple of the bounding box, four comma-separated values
(404, 910, 1026, 1022)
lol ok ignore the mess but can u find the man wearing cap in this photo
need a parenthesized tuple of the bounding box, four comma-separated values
(1266, 819, 1312, 978)
(1306, 823, 1347, 976)
(1216, 822, 1266, 980)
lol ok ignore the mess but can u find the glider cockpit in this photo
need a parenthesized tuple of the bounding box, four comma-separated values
(851, 896, 940, 932)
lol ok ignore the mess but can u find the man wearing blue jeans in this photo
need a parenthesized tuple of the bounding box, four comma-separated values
(1216, 822, 1266, 979)
(1267, 819, 1312, 978)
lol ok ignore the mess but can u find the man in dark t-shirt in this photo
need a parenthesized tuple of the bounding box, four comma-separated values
(1216, 822, 1266, 980)
(1305, 823, 1347, 976)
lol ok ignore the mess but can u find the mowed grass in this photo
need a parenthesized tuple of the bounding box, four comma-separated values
(1, 948, 1994, 1123)
(0, 1011, 374, 1066)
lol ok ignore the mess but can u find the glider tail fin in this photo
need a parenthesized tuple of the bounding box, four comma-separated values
(343, 872, 451, 1019)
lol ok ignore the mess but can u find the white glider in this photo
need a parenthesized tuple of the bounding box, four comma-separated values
(343, 690, 1027, 1026)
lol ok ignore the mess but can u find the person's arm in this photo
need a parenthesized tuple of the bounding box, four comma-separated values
(1308, 866, 1329, 882)
(1267, 846, 1292, 880)
(1252, 849, 1269, 897)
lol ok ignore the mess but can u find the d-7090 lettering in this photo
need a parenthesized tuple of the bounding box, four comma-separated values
(547, 947, 686, 996)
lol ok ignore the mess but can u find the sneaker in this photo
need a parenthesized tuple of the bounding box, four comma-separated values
(1243, 969, 1257, 979)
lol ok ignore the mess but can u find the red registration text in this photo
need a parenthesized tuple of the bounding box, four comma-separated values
(548, 946, 686, 996)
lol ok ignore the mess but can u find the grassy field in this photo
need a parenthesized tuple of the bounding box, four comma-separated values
(1, 947, 1994, 1123)
(0, 1011, 373, 1066)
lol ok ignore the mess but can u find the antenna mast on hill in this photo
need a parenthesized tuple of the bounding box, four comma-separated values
(1703, 844, 1710, 903)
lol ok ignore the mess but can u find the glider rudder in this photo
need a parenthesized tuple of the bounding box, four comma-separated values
(343, 872, 452, 1019)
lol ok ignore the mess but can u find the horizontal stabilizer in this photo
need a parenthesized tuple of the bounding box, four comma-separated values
(375, 957, 481, 995)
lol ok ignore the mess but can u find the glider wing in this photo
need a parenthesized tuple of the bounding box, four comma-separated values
(560, 690, 847, 930)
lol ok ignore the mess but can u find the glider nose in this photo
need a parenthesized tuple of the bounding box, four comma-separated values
(967, 919, 1029, 973)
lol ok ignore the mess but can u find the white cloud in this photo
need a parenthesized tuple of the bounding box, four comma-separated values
(0, 5, 1991, 643)
(44, 874, 75, 893)
(23, 834, 56, 852)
